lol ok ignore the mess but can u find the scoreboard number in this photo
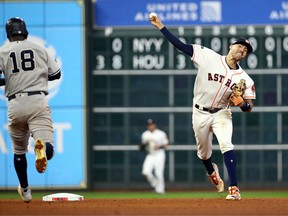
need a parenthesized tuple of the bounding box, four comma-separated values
(94, 26, 288, 70)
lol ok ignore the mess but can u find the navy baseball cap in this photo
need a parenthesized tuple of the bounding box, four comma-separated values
(232, 38, 253, 53)
(146, 118, 155, 125)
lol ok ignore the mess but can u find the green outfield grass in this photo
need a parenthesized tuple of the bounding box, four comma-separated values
(0, 190, 288, 199)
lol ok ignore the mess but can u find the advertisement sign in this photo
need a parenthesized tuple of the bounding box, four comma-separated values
(0, 1, 85, 188)
(94, 0, 288, 27)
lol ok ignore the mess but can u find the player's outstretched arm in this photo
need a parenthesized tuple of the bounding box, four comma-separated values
(149, 13, 193, 57)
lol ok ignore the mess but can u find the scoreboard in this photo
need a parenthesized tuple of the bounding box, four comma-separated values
(93, 25, 288, 71)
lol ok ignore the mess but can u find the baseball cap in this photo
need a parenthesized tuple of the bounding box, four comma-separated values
(146, 118, 156, 125)
(232, 37, 253, 54)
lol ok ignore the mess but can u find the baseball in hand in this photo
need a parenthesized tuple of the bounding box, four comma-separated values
(149, 12, 157, 19)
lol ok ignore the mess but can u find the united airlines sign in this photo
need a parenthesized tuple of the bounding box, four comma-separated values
(94, 0, 288, 27)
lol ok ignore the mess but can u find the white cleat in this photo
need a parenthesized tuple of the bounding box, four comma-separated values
(17, 185, 32, 203)
(207, 163, 224, 193)
(226, 186, 241, 201)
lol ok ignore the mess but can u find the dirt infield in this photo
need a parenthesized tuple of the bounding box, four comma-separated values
(1, 198, 288, 215)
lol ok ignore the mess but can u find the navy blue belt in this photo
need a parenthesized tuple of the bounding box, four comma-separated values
(195, 104, 222, 114)
(8, 91, 45, 101)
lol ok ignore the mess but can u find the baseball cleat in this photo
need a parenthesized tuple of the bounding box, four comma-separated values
(226, 186, 241, 200)
(17, 185, 32, 203)
(34, 139, 47, 173)
(207, 163, 224, 192)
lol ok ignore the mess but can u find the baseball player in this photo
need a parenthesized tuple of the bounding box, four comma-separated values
(149, 15, 256, 200)
(140, 119, 169, 194)
(0, 17, 61, 202)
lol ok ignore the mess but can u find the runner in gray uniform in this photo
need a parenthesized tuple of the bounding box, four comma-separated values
(0, 17, 61, 202)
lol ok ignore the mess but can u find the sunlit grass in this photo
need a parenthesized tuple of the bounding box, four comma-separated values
(1, 190, 288, 199)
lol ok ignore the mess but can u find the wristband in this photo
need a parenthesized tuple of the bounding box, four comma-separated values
(240, 102, 251, 112)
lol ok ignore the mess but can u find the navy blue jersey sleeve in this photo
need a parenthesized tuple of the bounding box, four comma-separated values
(160, 27, 193, 57)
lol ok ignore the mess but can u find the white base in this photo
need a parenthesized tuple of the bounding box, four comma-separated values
(42, 193, 84, 201)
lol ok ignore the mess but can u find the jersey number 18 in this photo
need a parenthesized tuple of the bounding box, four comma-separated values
(9, 49, 35, 73)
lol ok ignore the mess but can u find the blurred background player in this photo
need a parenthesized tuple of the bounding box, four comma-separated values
(140, 119, 169, 194)
(149, 14, 256, 200)
(0, 17, 61, 202)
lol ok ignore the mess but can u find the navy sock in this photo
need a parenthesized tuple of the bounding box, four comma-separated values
(202, 157, 214, 175)
(46, 142, 54, 160)
(224, 150, 238, 186)
(14, 154, 28, 189)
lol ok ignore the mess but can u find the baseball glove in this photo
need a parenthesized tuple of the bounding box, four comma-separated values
(229, 79, 246, 106)
(139, 141, 156, 153)
(139, 143, 147, 151)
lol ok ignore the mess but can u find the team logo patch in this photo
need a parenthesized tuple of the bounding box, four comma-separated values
(251, 84, 256, 93)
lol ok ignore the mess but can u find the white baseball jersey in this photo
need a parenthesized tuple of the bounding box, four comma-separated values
(191, 44, 256, 159)
(0, 40, 60, 97)
(141, 128, 169, 153)
(192, 44, 256, 108)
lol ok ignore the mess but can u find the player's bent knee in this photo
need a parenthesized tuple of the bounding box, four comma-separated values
(142, 171, 152, 178)
(45, 142, 54, 160)
(221, 146, 234, 154)
(197, 152, 212, 160)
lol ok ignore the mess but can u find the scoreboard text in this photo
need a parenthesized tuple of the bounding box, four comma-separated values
(93, 25, 288, 71)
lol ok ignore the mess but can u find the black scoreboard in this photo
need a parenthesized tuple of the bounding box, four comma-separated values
(93, 25, 288, 70)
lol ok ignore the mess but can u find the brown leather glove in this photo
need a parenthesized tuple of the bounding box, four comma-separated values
(229, 79, 246, 106)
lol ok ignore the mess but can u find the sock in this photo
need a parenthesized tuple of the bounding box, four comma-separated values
(14, 154, 28, 189)
(46, 142, 54, 160)
(202, 157, 214, 175)
(224, 150, 238, 186)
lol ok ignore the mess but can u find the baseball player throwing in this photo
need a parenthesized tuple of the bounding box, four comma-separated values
(0, 17, 61, 202)
(140, 119, 169, 194)
(149, 14, 256, 200)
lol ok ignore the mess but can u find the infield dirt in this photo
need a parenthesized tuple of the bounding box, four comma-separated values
(1, 198, 288, 215)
